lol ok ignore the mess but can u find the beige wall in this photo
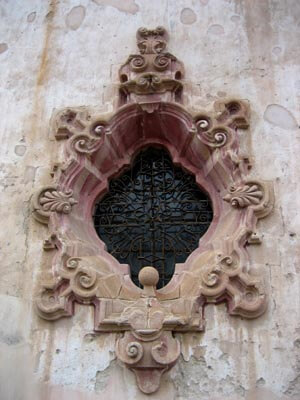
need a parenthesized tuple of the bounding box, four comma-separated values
(0, 0, 300, 399)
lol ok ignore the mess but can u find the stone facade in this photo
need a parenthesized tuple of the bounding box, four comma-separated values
(0, 1, 300, 399)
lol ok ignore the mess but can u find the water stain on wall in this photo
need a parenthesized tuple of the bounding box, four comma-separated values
(264, 104, 298, 130)
(37, 1, 57, 87)
(65, 5, 86, 31)
(14, 145, 27, 156)
(207, 24, 225, 35)
(231, 15, 240, 23)
(180, 8, 197, 25)
(272, 46, 282, 55)
(27, 11, 36, 23)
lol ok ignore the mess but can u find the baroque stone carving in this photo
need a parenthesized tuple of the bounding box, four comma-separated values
(32, 186, 77, 224)
(32, 27, 274, 394)
(119, 26, 184, 104)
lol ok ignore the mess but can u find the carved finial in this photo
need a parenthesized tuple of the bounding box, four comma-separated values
(136, 26, 167, 54)
(138, 266, 159, 297)
(119, 27, 184, 105)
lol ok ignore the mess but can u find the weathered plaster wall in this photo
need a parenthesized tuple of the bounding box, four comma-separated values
(0, 0, 299, 399)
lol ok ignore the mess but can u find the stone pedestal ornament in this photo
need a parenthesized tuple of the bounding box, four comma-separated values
(32, 27, 274, 394)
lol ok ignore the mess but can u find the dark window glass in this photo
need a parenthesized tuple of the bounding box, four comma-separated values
(93, 147, 213, 288)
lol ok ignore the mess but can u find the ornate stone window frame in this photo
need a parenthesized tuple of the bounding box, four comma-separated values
(32, 27, 274, 394)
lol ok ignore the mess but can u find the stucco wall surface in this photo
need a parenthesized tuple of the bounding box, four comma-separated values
(0, 0, 300, 399)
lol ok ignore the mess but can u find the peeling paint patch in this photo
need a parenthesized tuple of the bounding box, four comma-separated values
(93, 0, 139, 15)
(180, 8, 197, 25)
(94, 360, 115, 393)
(264, 104, 298, 130)
(27, 11, 36, 23)
(66, 6, 86, 31)
(0, 43, 8, 54)
(207, 24, 224, 35)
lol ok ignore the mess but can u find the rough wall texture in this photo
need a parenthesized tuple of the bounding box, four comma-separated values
(0, 0, 299, 399)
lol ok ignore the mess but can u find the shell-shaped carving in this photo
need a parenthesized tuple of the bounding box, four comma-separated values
(33, 186, 78, 224)
(39, 189, 77, 213)
(224, 183, 264, 208)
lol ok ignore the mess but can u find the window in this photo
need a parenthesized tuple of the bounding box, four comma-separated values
(93, 147, 213, 288)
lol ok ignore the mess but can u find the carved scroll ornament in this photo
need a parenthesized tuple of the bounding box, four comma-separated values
(32, 27, 274, 394)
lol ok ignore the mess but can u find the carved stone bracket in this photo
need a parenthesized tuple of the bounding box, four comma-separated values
(32, 27, 274, 394)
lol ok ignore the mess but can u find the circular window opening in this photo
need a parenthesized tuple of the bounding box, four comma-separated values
(93, 147, 213, 288)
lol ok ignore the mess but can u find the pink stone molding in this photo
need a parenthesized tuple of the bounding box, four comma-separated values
(32, 27, 274, 394)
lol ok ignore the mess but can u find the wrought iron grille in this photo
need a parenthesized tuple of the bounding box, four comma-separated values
(93, 147, 213, 288)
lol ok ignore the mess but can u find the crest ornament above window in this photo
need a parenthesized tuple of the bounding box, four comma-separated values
(32, 27, 274, 394)
(119, 26, 184, 105)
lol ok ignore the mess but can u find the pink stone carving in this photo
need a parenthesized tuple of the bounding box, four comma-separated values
(32, 27, 274, 394)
